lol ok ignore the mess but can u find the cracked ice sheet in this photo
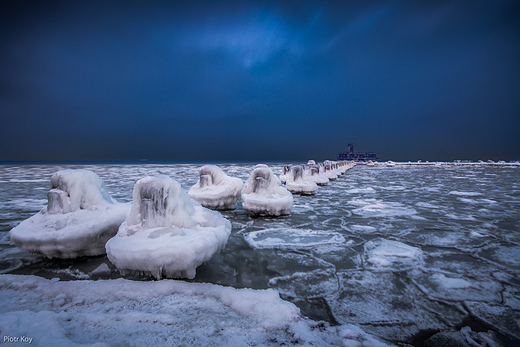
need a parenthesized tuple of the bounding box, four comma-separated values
(464, 299, 520, 340)
(0, 275, 395, 347)
(331, 270, 467, 343)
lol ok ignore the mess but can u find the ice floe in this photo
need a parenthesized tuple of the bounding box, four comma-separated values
(9, 170, 129, 259)
(244, 228, 346, 249)
(363, 239, 424, 270)
(105, 176, 231, 279)
(351, 199, 417, 218)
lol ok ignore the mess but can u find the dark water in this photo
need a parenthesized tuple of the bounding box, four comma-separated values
(1, 163, 519, 345)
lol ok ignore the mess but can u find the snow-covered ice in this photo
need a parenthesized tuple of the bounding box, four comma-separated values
(242, 165, 293, 216)
(0, 274, 395, 347)
(105, 176, 231, 279)
(188, 165, 243, 210)
(363, 239, 424, 270)
(285, 165, 318, 195)
(9, 170, 129, 259)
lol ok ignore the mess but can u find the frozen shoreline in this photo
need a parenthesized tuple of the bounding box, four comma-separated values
(0, 274, 393, 347)
(1, 163, 519, 346)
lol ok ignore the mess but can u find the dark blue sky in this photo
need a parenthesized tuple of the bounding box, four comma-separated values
(1, 0, 519, 161)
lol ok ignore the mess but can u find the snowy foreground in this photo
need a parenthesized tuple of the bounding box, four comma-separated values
(0, 274, 391, 347)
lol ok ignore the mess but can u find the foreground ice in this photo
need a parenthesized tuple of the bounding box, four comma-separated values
(0, 274, 395, 347)
(285, 166, 318, 195)
(242, 165, 293, 216)
(9, 170, 129, 259)
(188, 165, 243, 210)
(105, 176, 231, 279)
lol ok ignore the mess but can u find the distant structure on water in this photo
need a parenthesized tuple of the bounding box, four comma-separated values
(337, 144, 378, 161)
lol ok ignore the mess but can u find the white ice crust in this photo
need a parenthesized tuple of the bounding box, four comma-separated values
(322, 161, 339, 180)
(0, 274, 395, 347)
(105, 176, 231, 279)
(285, 165, 319, 194)
(188, 165, 243, 210)
(9, 170, 129, 259)
(242, 164, 293, 216)
(307, 165, 329, 185)
(279, 164, 292, 183)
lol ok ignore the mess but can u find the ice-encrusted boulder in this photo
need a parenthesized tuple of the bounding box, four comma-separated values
(279, 164, 292, 184)
(285, 165, 318, 195)
(9, 170, 129, 259)
(242, 164, 293, 216)
(307, 165, 329, 186)
(322, 162, 338, 180)
(105, 176, 231, 279)
(188, 165, 243, 210)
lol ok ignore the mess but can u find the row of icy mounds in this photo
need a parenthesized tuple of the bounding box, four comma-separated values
(10, 169, 232, 280)
(9, 161, 353, 279)
(8, 164, 297, 278)
(280, 160, 355, 194)
(188, 164, 294, 216)
(189, 164, 293, 216)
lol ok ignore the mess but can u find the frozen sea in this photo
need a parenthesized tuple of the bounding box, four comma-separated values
(1, 162, 519, 346)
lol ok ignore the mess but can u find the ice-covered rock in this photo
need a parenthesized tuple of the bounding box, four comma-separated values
(9, 170, 129, 259)
(242, 164, 293, 216)
(286, 165, 319, 195)
(323, 162, 338, 180)
(188, 165, 243, 210)
(105, 176, 231, 279)
(279, 164, 292, 183)
(307, 164, 329, 185)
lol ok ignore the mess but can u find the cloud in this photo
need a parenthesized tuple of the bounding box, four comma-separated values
(167, 8, 323, 70)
